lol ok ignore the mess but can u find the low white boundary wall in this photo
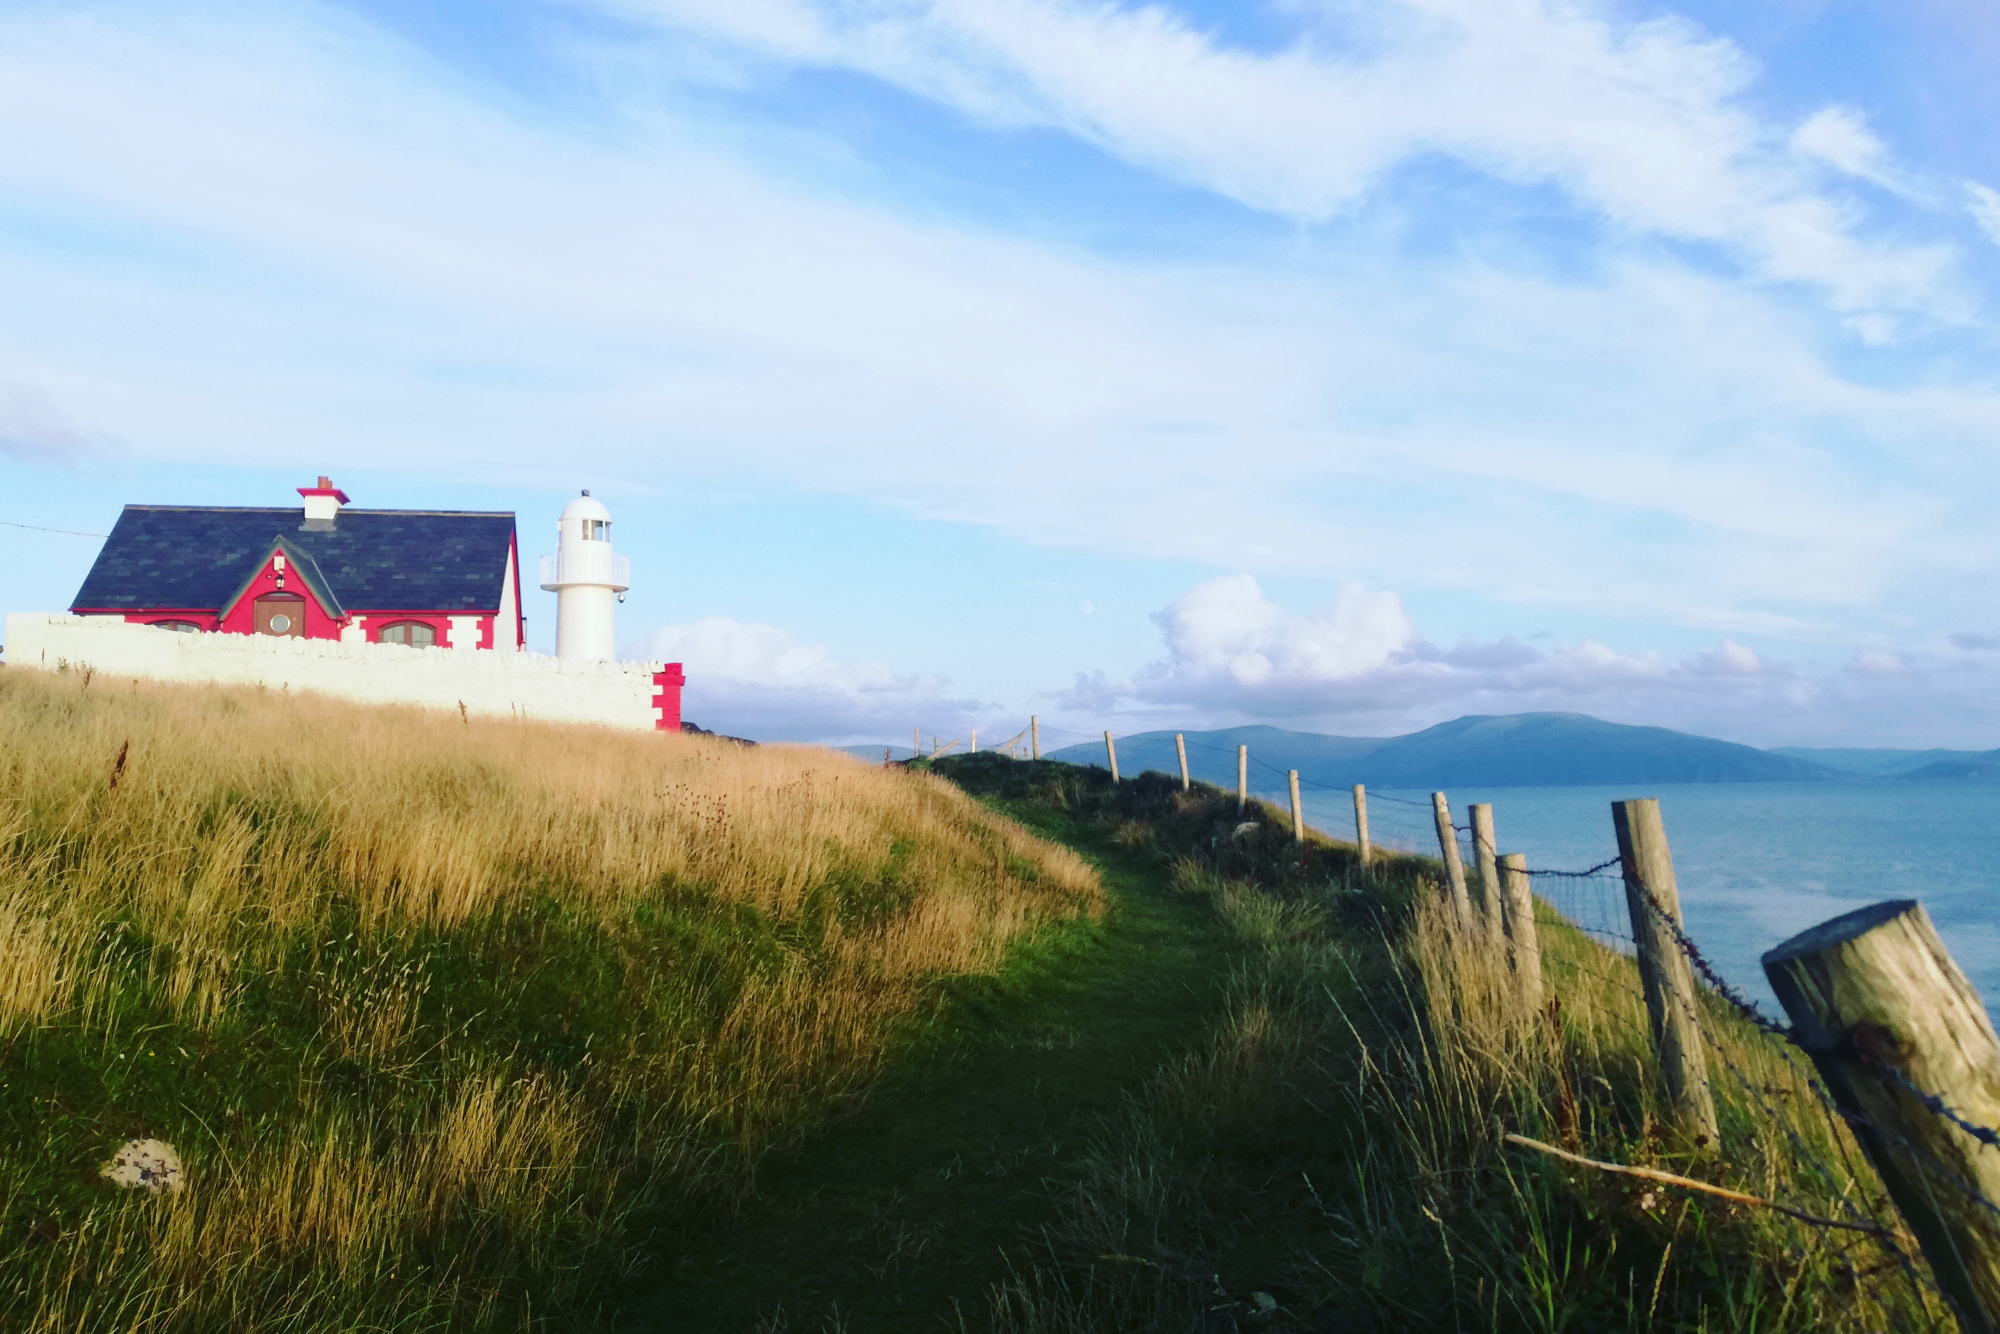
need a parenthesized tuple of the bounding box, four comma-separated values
(4, 614, 666, 731)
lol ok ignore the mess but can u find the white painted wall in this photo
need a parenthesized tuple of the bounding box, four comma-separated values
(4, 614, 671, 731)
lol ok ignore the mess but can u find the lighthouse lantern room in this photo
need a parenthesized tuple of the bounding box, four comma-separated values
(538, 491, 630, 661)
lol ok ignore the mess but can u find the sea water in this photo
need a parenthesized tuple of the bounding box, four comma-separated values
(1286, 780, 2000, 1013)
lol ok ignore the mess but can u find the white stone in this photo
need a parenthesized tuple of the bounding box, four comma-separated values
(101, 1138, 183, 1193)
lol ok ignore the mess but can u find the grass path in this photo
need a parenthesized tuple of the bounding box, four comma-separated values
(618, 802, 1232, 1332)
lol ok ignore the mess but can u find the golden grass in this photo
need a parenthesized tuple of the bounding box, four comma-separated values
(0, 666, 1099, 1330)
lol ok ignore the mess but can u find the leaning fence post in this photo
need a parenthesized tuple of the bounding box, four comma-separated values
(1498, 853, 1542, 1010)
(1352, 784, 1371, 869)
(1175, 733, 1190, 791)
(1430, 793, 1473, 931)
(1237, 745, 1248, 815)
(1765, 900, 2000, 1333)
(1031, 715, 1039, 760)
(1104, 731, 1119, 783)
(1289, 770, 1304, 844)
(1470, 803, 1503, 940)
(1613, 798, 1718, 1146)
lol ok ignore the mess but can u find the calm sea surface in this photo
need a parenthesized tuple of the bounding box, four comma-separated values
(1285, 780, 2000, 1012)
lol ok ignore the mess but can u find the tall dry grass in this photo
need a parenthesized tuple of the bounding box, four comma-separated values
(0, 666, 1098, 1330)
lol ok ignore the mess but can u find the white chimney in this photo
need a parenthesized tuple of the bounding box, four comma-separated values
(298, 476, 349, 528)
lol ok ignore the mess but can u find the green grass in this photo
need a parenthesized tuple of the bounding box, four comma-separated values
(617, 792, 1235, 1330)
(0, 671, 1099, 1331)
(922, 755, 1951, 1333)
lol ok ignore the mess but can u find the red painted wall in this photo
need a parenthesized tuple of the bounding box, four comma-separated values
(216, 558, 343, 639)
(652, 664, 685, 732)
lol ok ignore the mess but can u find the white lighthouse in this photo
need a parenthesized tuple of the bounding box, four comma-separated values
(538, 491, 630, 661)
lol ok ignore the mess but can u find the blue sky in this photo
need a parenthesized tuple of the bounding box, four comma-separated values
(5, 0, 2000, 748)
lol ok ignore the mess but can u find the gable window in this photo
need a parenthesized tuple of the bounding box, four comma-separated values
(151, 620, 201, 633)
(254, 593, 305, 637)
(377, 621, 437, 647)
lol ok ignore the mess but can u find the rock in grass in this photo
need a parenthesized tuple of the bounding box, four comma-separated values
(100, 1139, 183, 1193)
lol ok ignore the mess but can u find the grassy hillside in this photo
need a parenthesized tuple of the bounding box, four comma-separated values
(935, 755, 1946, 1332)
(0, 668, 1099, 1331)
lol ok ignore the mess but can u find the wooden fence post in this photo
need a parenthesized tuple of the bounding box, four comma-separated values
(914, 726, 920, 759)
(1289, 771, 1304, 844)
(1237, 745, 1248, 816)
(1352, 784, 1371, 869)
(1470, 803, 1503, 940)
(1499, 853, 1542, 1009)
(1104, 731, 1119, 783)
(932, 736, 940, 759)
(1031, 715, 1039, 760)
(1765, 900, 2000, 1333)
(1175, 733, 1190, 791)
(1431, 792, 1473, 930)
(1612, 798, 1719, 1146)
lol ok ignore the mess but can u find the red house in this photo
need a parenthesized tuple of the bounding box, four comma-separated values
(70, 478, 525, 651)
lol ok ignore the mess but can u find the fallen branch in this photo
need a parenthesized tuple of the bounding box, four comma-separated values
(1502, 1133, 1902, 1240)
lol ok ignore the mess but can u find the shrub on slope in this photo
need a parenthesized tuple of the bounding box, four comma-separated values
(0, 669, 1098, 1330)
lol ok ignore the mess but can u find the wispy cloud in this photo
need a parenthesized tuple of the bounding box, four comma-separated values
(589, 0, 1962, 316)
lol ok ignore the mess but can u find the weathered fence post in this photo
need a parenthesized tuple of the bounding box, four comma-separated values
(914, 726, 921, 759)
(1470, 803, 1503, 940)
(1612, 798, 1718, 1145)
(1175, 733, 1190, 791)
(1237, 745, 1248, 816)
(971, 728, 978, 754)
(1030, 715, 1040, 760)
(1104, 731, 1119, 782)
(1289, 770, 1304, 844)
(1430, 793, 1473, 931)
(1499, 853, 1542, 1009)
(932, 735, 940, 759)
(1765, 900, 2000, 1334)
(1352, 784, 1371, 869)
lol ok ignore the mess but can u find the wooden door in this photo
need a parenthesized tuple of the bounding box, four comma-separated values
(254, 593, 306, 637)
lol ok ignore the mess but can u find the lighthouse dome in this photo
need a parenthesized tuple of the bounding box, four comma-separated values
(560, 493, 611, 524)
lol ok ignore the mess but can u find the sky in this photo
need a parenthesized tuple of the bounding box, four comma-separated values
(4, 0, 2000, 749)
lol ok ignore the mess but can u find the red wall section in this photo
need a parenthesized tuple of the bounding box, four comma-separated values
(652, 664, 685, 732)
(217, 560, 343, 639)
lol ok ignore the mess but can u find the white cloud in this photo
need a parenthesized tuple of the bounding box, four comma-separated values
(0, 381, 91, 464)
(1967, 181, 2000, 245)
(1846, 648, 1905, 677)
(595, 0, 1959, 314)
(1150, 574, 1413, 687)
(1069, 575, 1823, 737)
(633, 616, 989, 741)
(1790, 107, 1902, 191)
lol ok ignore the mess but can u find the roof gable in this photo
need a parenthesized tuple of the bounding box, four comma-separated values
(73, 507, 517, 613)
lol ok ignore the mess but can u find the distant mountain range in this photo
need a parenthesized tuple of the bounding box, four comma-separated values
(836, 714, 2000, 788)
(1769, 747, 1999, 779)
(1046, 714, 1837, 790)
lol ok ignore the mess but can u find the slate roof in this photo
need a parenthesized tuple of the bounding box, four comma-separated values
(72, 507, 517, 613)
